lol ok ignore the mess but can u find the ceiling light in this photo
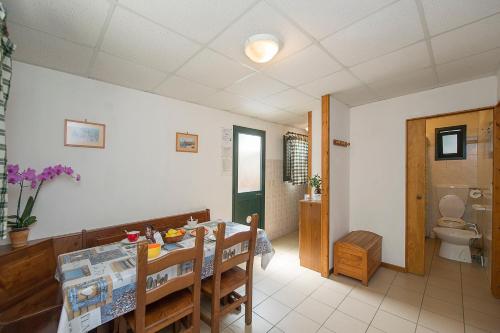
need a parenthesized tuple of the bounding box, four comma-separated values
(244, 34, 280, 63)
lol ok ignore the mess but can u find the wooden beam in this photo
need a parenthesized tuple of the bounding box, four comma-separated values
(321, 95, 330, 277)
(492, 102, 500, 298)
(307, 111, 312, 195)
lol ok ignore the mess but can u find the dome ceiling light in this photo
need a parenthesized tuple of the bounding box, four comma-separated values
(244, 34, 280, 63)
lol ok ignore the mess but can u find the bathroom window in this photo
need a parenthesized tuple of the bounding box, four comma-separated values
(435, 125, 466, 160)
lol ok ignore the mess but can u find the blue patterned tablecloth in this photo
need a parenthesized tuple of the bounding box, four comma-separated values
(56, 221, 274, 333)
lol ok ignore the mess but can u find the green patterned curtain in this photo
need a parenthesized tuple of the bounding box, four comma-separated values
(0, 3, 14, 239)
(283, 132, 308, 185)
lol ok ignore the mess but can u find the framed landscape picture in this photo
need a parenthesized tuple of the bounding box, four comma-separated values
(64, 119, 106, 148)
(176, 132, 198, 153)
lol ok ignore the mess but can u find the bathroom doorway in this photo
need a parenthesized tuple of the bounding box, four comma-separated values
(406, 104, 500, 298)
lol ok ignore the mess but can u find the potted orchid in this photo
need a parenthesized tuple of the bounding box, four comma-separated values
(6, 164, 80, 248)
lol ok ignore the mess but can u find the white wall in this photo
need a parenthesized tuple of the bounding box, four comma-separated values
(329, 97, 350, 268)
(5, 62, 302, 241)
(349, 76, 498, 266)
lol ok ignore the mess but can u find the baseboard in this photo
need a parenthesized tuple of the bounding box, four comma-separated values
(381, 262, 406, 273)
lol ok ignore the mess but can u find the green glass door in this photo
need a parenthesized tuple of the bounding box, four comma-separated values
(232, 126, 265, 229)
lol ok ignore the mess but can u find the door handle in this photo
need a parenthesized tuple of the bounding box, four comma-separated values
(416, 195, 423, 200)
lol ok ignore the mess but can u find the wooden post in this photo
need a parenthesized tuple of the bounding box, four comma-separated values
(321, 95, 330, 277)
(308, 111, 312, 195)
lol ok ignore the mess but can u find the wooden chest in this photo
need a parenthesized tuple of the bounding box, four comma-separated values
(299, 200, 321, 272)
(333, 231, 382, 285)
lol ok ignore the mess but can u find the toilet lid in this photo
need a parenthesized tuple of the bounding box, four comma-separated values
(439, 194, 465, 218)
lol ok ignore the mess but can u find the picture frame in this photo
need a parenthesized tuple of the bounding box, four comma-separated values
(64, 119, 106, 149)
(176, 132, 198, 153)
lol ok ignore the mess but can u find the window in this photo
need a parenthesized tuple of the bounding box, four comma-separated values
(283, 132, 308, 184)
(435, 125, 466, 160)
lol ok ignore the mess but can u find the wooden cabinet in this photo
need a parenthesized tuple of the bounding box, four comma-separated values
(299, 200, 321, 272)
(333, 231, 382, 285)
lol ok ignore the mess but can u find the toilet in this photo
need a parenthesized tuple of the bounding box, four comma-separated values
(432, 192, 482, 263)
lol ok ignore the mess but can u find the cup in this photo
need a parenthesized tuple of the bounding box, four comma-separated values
(187, 219, 198, 227)
(126, 230, 140, 242)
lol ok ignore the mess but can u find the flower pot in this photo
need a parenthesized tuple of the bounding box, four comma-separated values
(9, 228, 30, 248)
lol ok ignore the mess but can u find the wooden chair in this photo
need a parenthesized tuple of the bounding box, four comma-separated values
(124, 227, 205, 333)
(201, 214, 258, 333)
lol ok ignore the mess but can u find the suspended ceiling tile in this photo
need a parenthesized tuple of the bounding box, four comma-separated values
(431, 13, 500, 65)
(90, 52, 167, 92)
(350, 41, 430, 84)
(4, 0, 110, 47)
(118, 0, 255, 44)
(268, 0, 395, 40)
(263, 88, 316, 110)
(9, 22, 94, 76)
(176, 49, 255, 89)
(209, 1, 312, 70)
(297, 70, 363, 97)
(321, 0, 423, 66)
(225, 73, 289, 100)
(154, 75, 217, 103)
(101, 7, 201, 73)
(201, 90, 252, 112)
(436, 48, 500, 86)
(264, 44, 342, 86)
(421, 0, 500, 36)
(333, 85, 380, 107)
(368, 67, 437, 100)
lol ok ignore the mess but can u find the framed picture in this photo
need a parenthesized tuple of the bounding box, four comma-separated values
(176, 132, 198, 153)
(64, 119, 106, 148)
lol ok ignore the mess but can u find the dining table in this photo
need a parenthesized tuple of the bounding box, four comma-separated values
(55, 221, 274, 333)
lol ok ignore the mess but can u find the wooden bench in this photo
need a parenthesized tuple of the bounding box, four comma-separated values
(333, 230, 382, 285)
(82, 209, 211, 248)
(0, 239, 63, 333)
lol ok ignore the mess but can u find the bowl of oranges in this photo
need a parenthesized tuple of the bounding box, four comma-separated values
(163, 228, 186, 243)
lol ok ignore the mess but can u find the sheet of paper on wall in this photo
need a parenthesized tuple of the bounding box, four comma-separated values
(221, 128, 232, 148)
(221, 127, 232, 175)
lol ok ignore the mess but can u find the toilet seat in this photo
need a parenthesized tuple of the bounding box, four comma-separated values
(439, 194, 465, 218)
(437, 217, 466, 229)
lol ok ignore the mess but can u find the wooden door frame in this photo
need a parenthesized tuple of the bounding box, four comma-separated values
(405, 105, 499, 297)
(232, 125, 266, 229)
(321, 95, 330, 277)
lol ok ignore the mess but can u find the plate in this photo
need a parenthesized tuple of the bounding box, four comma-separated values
(183, 224, 197, 230)
(121, 236, 146, 244)
(189, 227, 208, 237)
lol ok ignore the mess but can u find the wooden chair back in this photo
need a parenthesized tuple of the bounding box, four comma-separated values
(82, 209, 210, 248)
(133, 227, 205, 333)
(212, 214, 258, 294)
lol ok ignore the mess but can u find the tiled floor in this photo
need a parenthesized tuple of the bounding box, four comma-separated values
(199, 233, 500, 333)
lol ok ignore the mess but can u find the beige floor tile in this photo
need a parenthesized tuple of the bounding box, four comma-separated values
(371, 310, 417, 333)
(380, 295, 421, 322)
(253, 297, 291, 325)
(294, 297, 335, 324)
(464, 308, 500, 333)
(365, 275, 392, 294)
(227, 312, 273, 333)
(418, 309, 465, 333)
(254, 277, 285, 296)
(422, 295, 463, 322)
(267, 327, 284, 333)
(276, 311, 321, 333)
(425, 283, 462, 305)
(464, 324, 489, 332)
(427, 274, 462, 293)
(349, 286, 385, 307)
(371, 267, 398, 283)
(271, 286, 308, 308)
(416, 325, 437, 332)
(235, 286, 268, 308)
(392, 273, 427, 294)
(463, 294, 500, 318)
(310, 285, 347, 308)
(322, 278, 354, 296)
(317, 327, 333, 333)
(337, 296, 377, 323)
(387, 284, 424, 305)
(287, 274, 324, 295)
(366, 326, 385, 333)
(429, 266, 461, 282)
(323, 310, 368, 333)
(222, 305, 246, 327)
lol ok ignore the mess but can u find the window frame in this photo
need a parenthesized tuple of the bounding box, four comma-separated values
(435, 125, 467, 161)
